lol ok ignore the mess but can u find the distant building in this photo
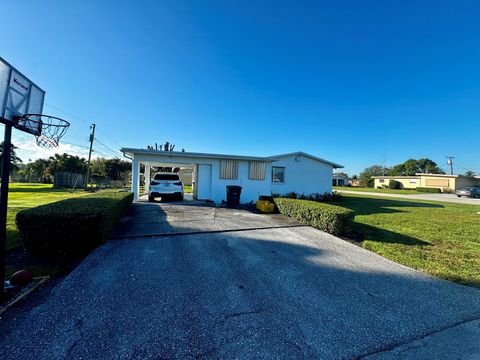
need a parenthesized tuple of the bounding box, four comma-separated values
(332, 173, 349, 186)
(348, 178, 361, 187)
(372, 173, 480, 192)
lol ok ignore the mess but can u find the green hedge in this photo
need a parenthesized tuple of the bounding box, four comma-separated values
(16, 191, 133, 260)
(273, 198, 354, 236)
(416, 187, 441, 193)
(389, 180, 402, 189)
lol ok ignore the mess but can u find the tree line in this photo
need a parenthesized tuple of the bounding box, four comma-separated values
(12, 153, 130, 184)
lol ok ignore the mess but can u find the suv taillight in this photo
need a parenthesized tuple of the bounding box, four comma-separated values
(174, 181, 182, 186)
(150, 181, 159, 185)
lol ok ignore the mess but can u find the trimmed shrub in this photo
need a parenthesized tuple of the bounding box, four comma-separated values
(16, 191, 133, 260)
(389, 180, 402, 189)
(274, 198, 354, 236)
(416, 187, 441, 193)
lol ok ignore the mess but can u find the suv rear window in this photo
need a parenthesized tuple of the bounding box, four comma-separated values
(154, 174, 180, 181)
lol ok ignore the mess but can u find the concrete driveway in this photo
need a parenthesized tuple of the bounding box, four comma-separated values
(1, 203, 480, 359)
(337, 190, 480, 205)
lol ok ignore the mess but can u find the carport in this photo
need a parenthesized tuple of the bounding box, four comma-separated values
(120, 148, 275, 203)
(121, 149, 216, 201)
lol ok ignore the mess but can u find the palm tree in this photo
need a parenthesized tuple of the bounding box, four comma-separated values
(46, 153, 87, 176)
(0, 141, 23, 176)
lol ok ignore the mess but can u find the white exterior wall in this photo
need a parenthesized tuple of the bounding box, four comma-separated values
(130, 153, 272, 203)
(208, 159, 272, 203)
(270, 154, 333, 195)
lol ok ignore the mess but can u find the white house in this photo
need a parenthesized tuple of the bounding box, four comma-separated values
(120, 148, 343, 203)
(332, 173, 349, 187)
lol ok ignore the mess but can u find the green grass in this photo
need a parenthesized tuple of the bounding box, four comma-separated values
(334, 186, 421, 195)
(333, 193, 480, 287)
(4, 183, 104, 277)
(183, 185, 193, 193)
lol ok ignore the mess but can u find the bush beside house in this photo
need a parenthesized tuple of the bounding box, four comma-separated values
(416, 187, 442, 193)
(388, 180, 402, 189)
(16, 192, 133, 260)
(273, 198, 354, 236)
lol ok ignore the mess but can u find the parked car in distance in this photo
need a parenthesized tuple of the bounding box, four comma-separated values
(149, 173, 184, 202)
(455, 186, 480, 198)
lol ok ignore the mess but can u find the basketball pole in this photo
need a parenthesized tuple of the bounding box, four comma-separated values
(0, 119, 12, 300)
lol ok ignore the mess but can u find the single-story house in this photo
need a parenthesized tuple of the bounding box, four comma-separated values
(372, 173, 480, 192)
(120, 149, 343, 203)
(332, 173, 349, 187)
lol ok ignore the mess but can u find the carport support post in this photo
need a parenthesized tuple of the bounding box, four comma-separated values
(144, 165, 150, 194)
(131, 159, 140, 201)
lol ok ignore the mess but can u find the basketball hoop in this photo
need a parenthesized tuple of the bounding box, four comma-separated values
(13, 114, 70, 148)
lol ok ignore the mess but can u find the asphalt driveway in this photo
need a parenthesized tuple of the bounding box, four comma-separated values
(1, 204, 480, 359)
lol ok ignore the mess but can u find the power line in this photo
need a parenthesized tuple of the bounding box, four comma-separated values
(44, 102, 91, 126)
(94, 137, 121, 156)
(60, 141, 90, 150)
(95, 127, 123, 148)
(45, 102, 122, 149)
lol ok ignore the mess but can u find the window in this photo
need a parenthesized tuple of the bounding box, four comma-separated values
(249, 161, 265, 180)
(154, 174, 180, 181)
(272, 166, 285, 183)
(409, 179, 417, 184)
(379, 179, 385, 183)
(220, 160, 238, 179)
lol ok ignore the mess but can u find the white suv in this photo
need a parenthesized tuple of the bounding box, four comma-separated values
(148, 173, 184, 202)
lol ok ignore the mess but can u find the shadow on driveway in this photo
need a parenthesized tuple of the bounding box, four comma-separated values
(1, 226, 479, 359)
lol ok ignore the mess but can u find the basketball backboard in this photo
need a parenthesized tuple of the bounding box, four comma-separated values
(0, 56, 45, 122)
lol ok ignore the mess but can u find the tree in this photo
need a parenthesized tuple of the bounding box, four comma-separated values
(359, 165, 389, 188)
(16, 158, 51, 183)
(0, 141, 23, 176)
(47, 153, 87, 176)
(146, 142, 181, 152)
(464, 170, 476, 177)
(390, 158, 444, 176)
(90, 157, 131, 182)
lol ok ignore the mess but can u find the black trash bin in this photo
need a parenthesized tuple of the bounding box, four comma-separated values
(226, 185, 242, 208)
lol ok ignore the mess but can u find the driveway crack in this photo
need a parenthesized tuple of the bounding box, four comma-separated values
(66, 318, 85, 359)
(356, 313, 480, 359)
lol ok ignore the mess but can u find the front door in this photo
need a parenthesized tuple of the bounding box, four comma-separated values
(196, 164, 212, 200)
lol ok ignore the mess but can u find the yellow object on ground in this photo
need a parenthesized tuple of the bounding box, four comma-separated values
(256, 200, 275, 213)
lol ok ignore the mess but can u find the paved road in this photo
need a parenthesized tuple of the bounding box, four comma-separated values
(337, 189, 480, 205)
(1, 204, 480, 359)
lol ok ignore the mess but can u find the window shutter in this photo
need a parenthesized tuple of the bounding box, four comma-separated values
(220, 160, 238, 179)
(249, 161, 265, 180)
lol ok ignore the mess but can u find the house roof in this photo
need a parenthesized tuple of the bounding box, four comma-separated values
(121, 148, 343, 168)
(371, 176, 421, 179)
(372, 173, 478, 179)
(120, 148, 277, 162)
(269, 151, 343, 168)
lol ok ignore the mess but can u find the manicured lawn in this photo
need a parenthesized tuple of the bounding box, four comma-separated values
(333, 193, 480, 287)
(5, 183, 96, 277)
(334, 186, 421, 195)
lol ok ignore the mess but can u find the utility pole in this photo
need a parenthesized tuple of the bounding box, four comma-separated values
(84, 124, 96, 190)
(446, 156, 455, 175)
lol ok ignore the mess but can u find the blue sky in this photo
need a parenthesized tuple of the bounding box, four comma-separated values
(2, 0, 479, 175)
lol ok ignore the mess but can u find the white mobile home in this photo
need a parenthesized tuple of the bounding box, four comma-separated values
(121, 149, 342, 203)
